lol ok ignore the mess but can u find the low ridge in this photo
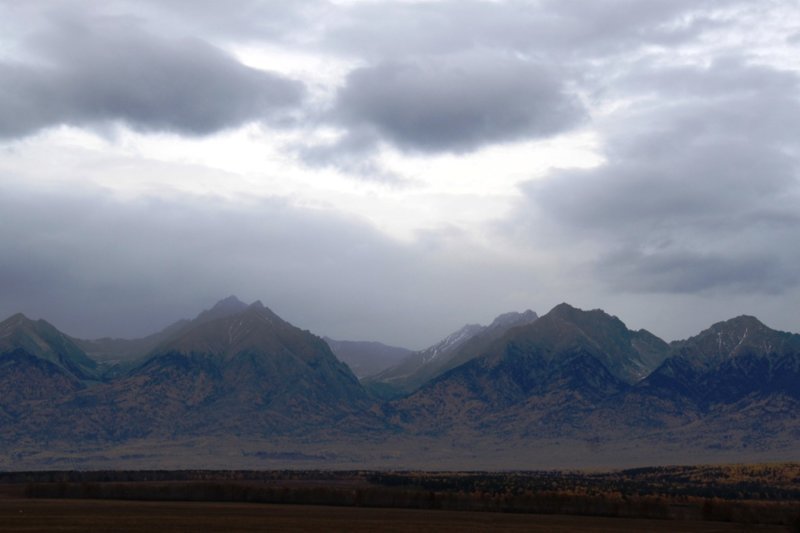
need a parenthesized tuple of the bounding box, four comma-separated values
(0, 313, 97, 380)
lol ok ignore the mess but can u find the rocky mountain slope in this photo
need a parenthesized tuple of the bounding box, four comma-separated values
(367, 309, 538, 396)
(0, 313, 98, 381)
(387, 305, 799, 459)
(387, 303, 668, 433)
(0, 313, 102, 447)
(1, 299, 798, 469)
(616, 315, 800, 440)
(1, 299, 379, 449)
(72, 296, 250, 374)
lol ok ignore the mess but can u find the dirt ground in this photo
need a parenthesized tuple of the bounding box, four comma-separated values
(0, 499, 790, 533)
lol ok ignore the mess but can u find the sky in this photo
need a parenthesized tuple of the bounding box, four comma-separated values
(1, 0, 799, 349)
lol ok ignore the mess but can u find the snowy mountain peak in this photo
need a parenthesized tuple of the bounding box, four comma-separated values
(421, 323, 484, 364)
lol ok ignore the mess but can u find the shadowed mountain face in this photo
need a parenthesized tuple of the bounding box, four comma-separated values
(673, 315, 800, 364)
(367, 309, 538, 396)
(0, 314, 97, 418)
(190, 295, 250, 326)
(595, 316, 800, 453)
(156, 300, 343, 364)
(72, 295, 250, 372)
(0, 349, 84, 411)
(0, 298, 379, 446)
(0, 314, 99, 440)
(1, 300, 799, 468)
(0, 313, 97, 381)
(507, 303, 670, 384)
(388, 303, 666, 434)
(385, 307, 800, 456)
(65, 300, 375, 440)
(635, 316, 800, 407)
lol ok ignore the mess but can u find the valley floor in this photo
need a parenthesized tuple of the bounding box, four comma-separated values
(4, 433, 799, 471)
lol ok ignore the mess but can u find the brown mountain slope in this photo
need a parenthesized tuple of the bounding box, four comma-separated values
(367, 309, 538, 396)
(387, 303, 667, 435)
(56, 301, 379, 442)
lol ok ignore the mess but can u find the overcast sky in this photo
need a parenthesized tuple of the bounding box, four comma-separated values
(1, 0, 799, 349)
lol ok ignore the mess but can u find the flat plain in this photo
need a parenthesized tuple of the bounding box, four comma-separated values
(0, 499, 790, 533)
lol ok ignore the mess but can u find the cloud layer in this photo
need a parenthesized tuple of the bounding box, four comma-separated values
(0, 15, 304, 138)
(0, 182, 543, 347)
(1, 1, 800, 344)
(332, 53, 584, 154)
(524, 58, 800, 294)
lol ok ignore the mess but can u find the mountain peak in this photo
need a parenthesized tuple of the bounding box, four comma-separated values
(700, 315, 774, 345)
(0, 312, 33, 332)
(709, 315, 767, 333)
(0, 312, 55, 338)
(506, 303, 669, 383)
(488, 309, 538, 330)
(211, 295, 248, 312)
(551, 302, 580, 313)
(244, 300, 282, 322)
(543, 304, 629, 336)
(548, 302, 611, 320)
(193, 296, 250, 325)
(673, 314, 800, 365)
(157, 297, 311, 362)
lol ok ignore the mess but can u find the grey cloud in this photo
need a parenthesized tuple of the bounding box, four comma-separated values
(298, 0, 732, 164)
(537, 0, 732, 50)
(532, 136, 797, 232)
(0, 183, 541, 348)
(330, 53, 584, 154)
(132, 0, 323, 42)
(0, 15, 304, 138)
(520, 60, 800, 295)
(325, 0, 731, 60)
(619, 57, 799, 101)
(597, 247, 799, 294)
(23, 0, 728, 62)
(295, 128, 408, 184)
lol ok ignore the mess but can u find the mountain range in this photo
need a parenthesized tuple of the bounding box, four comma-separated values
(0, 297, 797, 469)
(366, 309, 538, 397)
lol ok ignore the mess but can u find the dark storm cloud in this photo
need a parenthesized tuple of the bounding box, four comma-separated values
(0, 14, 304, 139)
(328, 53, 584, 154)
(521, 59, 800, 294)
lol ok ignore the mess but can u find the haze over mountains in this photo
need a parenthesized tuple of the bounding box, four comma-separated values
(323, 338, 411, 379)
(0, 297, 797, 470)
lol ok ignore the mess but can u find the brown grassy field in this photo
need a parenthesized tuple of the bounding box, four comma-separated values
(0, 499, 790, 532)
(2, 466, 798, 530)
